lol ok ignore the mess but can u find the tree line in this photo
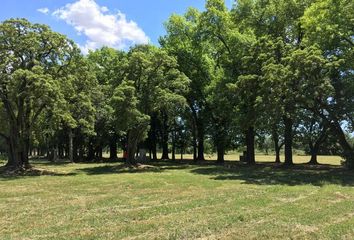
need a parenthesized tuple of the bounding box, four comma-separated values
(0, 0, 353, 171)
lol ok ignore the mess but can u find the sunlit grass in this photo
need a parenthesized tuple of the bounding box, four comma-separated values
(0, 155, 352, 239)
(109, 152, 343, 165)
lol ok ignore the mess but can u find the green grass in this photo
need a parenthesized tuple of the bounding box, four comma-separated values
(0, 155, 353, 240)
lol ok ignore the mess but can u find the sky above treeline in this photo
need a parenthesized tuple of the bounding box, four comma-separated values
(1, 0, 233, 54)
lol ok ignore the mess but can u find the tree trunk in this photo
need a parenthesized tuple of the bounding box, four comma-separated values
(73, 136, 78, 162)
(246, 126, 255, 164)
(95, 145, 103, 159)
(161, 112, 169, 160)
(328, 120, 354, 168)
(308, 145, 318, 165)
(109, 135, 118, 160)
(78, 146, 84, 162)
(283, 116, 293, 165)
(307, 129, 327, 165)
(126, 130, 138, 165)
(172, 131, 176, 161)
(197, 120, 205, 161)
(275, 146, 281, 164)
(161, 144, 169, 159)
(149, 113, 158, 161)
(22, 134, 30, 168)
(5, 124, 24, 170)
(58, 146, 63, 159)
(87, 139, 95, 161)
(192, 123, 197, 161)
(68, 128, 73, 163)
(52, 145, 58, 162)
(272, 126, 281, 163)
(216, 142, 225, 164)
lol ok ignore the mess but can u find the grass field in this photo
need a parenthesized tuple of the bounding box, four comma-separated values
(1, 155, 354, 239)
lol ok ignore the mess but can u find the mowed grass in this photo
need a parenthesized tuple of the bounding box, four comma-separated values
(1, 155, 354, 240)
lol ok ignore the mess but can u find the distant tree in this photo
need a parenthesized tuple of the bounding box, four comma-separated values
(111, 45, 189, 164)
(88, 47, 126, 160)
(297, 110, 328, 165)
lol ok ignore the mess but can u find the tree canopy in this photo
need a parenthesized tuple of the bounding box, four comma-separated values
(0, 0, 353, 171)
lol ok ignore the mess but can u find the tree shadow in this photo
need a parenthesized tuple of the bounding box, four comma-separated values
(0, 167, 76, 181)
(2, 158, 353, 187)
(190, 162, 354, 186)
(77, 160, 195, 175)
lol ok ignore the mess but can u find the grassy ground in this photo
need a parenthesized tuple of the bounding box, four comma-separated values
(0, 155, 353, 240)
(113, 152, 343, 165)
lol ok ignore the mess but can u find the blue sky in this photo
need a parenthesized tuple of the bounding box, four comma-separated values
(0, 0, 232, 53)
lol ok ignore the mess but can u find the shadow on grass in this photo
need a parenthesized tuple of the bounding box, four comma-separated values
(78, 160, 195, 175)
(2, 158, 353, 187)
(190, 162, 354, 186)
(0, 167, 76, 180)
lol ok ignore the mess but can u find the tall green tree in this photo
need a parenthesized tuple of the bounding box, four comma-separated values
(161, 8, 212, 161)
(88, 47, 126, 160)
(111, 45, 189, 164)
(302, 0, 354, 168)
(0, 18, 81, 170)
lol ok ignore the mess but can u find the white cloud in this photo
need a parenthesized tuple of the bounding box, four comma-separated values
(37, 8, 50, 15)
(52, 0, 149, 54)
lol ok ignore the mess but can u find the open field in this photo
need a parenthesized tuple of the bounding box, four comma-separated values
(1, 155, 353, 240)
(111, 152, 343, 165)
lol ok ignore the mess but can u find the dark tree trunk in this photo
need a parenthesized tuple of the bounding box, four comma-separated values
(216, 142, 225, 164)
(272, 127, 282, 164)
(5, 128, 22, 170)
(307, 128, 327, 165)
(51, 145, 58, 162)
(161, 112, 169, 160)
(73, 136, 78, 162)
(328, 120, 354, 168)
(78, 146, 84, 162)
(149, 113, 158, 161)
(161, 144, 169, 159)
(126, 130, 138, 165)
(172, 131, 176, 161)
(308, 145, 318, 165)
(246, 126, 255, 164)
(95, 145, 103, 159)
(29, 147, 33, 157)
(192, 123, 197, 161)
(22, 134, 30, 168)
(275, 146, 281, 164)
(197, 119, 205, 161)
(87, 139, 95, 161)
(283, 116, 293, 165)
(2, 97, 31, 170)
(5, 123, 30, 170)
(68, 128, 73, 162)
(151, 143, 157, 161)
(58, 146, 64, 159)
(109, 135, 118, 160)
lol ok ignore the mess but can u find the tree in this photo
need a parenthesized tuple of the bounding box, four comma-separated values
(0, 18, 80, 170)
(161, 8, 212, 161)
(297, 110, 328, 165)
(111, 45, 189, 164)
(87, 47, 126, 160)
(302, 0, 354, 168)
(61, 55, 97, 162)
(111, 81, 150, 164)
(200, 0, 256, 164)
